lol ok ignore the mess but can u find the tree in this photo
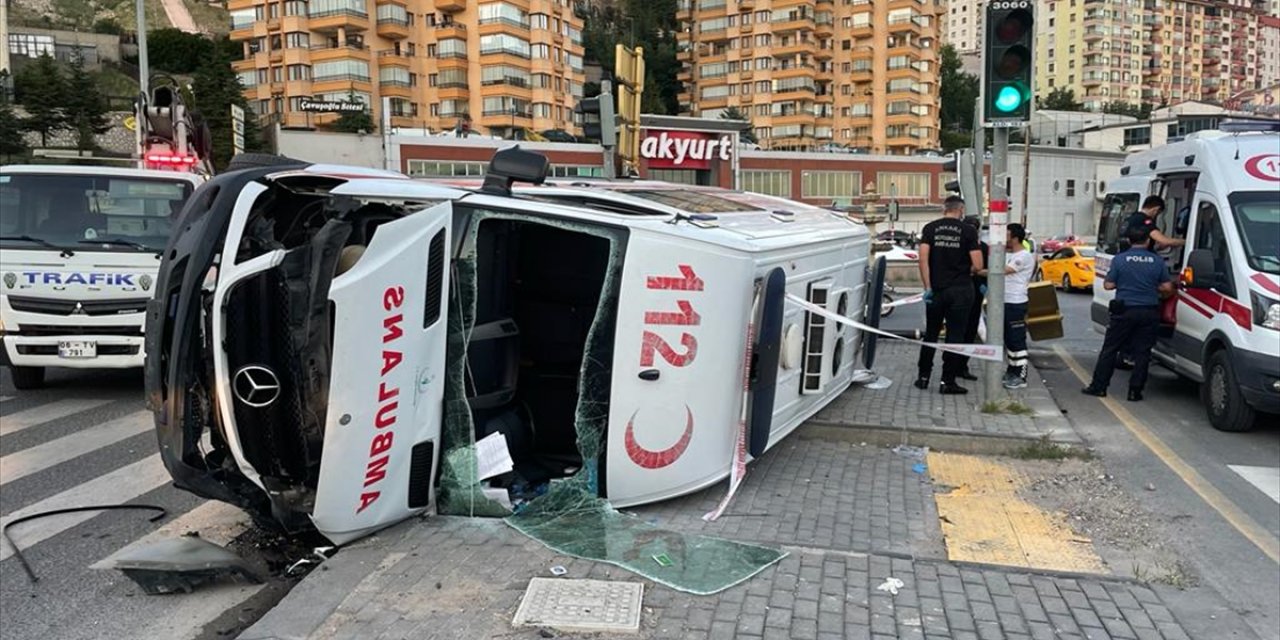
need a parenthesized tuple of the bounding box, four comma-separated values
(193, 47, 263, 170)
(148, 29, 216, 74)
(332, 91, 375, 133)
(1038, 87, 1083, 111)
(939, 44, 980, 150)
(14, 54, 67, 147)
(64, 54, 111, 151)
(93, 18, 124, 35)
(0, 72, 29, 161)
(719, 106, 757, 144)
(580, 0, 681, 115)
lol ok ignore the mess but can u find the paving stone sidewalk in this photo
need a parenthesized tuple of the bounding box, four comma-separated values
(814, 342, 1079, 444)
(238, 442, 1221, 640)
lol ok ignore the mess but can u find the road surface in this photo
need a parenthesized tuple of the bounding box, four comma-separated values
(882, 277, 1280, 639)
(0, 368, 294, 640)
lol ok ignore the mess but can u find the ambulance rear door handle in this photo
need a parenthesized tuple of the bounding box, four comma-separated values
(638, 369, 660, 381)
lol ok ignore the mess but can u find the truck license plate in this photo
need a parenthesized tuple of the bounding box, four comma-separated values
(58, 341, 98, 359)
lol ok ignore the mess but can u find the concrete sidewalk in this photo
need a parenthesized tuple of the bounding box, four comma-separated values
(239, 439, 1221, 640)
(236, 345, 1243, 640)
(812, 342, 1080, 451)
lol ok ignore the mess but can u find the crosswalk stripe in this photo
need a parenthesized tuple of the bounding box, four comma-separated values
(0, 410, 153, 487)
(1229, 465, 1280, 505)
(0, 453, 171, 561)
(90, 500, 251, 570)
(131, 583, 268, 640)
(0, 398, 115, 437)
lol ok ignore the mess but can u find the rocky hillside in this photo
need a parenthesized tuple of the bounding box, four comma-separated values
(11, 0, 228, 35)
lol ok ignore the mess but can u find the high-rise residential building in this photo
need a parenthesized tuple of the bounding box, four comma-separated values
(943, 0, 985, 55)
(675, 0, 944, 155)
(228, 0, 587, 136)
(1035, 0, 1279, 111)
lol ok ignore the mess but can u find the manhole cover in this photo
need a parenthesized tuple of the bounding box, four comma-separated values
(512, 577, 643, 633)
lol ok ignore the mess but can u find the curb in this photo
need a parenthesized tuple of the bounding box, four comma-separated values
(799, 421, 1087, 456)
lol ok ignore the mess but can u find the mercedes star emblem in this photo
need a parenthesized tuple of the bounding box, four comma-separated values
(233, 365, 281, 408)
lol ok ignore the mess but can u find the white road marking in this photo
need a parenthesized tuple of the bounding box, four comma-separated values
(0, 396, 14, 403)
(90, 500, 251, 570)
(0, 411, 152, 486)
(0, 398, 114, 437)
(0, 454, 171, 561)
(129, 583, 267, 640)
(1229, 465, 1280, 505)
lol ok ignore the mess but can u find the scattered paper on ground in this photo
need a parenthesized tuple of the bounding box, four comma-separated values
(929, 451, 1107, 574)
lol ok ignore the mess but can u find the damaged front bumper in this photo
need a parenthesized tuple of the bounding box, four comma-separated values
(146, 166, 450, 544)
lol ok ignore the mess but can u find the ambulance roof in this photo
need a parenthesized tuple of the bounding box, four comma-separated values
(323, 174, 867, 253)
(1121, 131, 1280, 196)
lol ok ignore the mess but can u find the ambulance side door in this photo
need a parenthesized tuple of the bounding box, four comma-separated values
(1174, 197, 1238, 377)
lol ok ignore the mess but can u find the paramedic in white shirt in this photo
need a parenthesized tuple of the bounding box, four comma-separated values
(976, 223, 1036, 389)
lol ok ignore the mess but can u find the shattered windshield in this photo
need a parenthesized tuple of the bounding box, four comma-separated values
(0, 173, 193, 253)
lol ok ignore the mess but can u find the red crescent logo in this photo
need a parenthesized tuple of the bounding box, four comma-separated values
(624, 406, 694, 469)
(1243, 154, 1280, 182)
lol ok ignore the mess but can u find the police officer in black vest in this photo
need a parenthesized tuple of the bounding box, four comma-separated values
(1082, 226, 1175, 401)
(915, 196, 984, 394)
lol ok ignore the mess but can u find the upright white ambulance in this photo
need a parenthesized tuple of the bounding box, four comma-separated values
(1094, 123, 1280, 431)
(1, 165, 203, 388)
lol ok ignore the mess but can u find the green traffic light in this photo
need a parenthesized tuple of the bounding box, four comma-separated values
(994, 86, 1023, 112)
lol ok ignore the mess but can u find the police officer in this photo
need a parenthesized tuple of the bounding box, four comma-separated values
(1123, 195, 1185, 251)
(1082, 226, 1175, 401)
(915, 195, 984, 394)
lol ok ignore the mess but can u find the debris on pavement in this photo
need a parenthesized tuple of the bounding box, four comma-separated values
(549, 565, 567, 576)
(876, 577, 905, 595)
(285, 546, 337, 576)
(892, 444, 929, 460)
(103, 536, 262, 595)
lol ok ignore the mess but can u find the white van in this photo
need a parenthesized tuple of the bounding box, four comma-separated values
(1093, 123, 1280, 431)
(146, 148, 880, 544)
(1, 165, 203, 389)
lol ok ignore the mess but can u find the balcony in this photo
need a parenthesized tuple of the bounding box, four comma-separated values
(376, 17, 410, 39)
(770, 112, 817, 127)
(815, 17, 834, 37)
(774, 64, 817, 79)
(740, 0, 756, 7)
(771, 40, 815, 58)
(813, 46, 834, 60)
(1083, 27, 1108, 41)
(771, 13, 815, 34)
(379, 81, 412, 97)
(677, 45, 692, 62)
(309, 42, 372, 62)
(376, 49, 411, 65)
(434, 20, 466, 40)
(888, 16, 925, 36)
(740, 22, 753, 33)
(308, 9, 370, 32)
(437, 0, 466, 12)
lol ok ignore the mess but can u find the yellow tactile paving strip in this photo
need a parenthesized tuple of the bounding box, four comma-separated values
(928, 451, 1108, 574)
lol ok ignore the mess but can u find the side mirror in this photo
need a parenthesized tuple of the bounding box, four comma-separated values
(1182, 249, 1216, 289)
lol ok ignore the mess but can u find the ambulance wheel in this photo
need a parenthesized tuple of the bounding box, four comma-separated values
(1203, 349, 1256, 432)
(9, 366, 45, 390)
(1062, 274, 1073, 292)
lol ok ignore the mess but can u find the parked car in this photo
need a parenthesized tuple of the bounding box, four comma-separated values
(1040, 234, 1083, 254)
(1038, 246, 1096, 291)
(878, 245, 920, 262)
(876, 229, 914, 246)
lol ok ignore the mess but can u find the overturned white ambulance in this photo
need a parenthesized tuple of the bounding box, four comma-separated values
(145, 148, 880, 544)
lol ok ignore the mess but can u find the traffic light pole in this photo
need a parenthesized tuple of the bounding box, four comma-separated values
(985, 126, 1010, 400)
(599, 79, 617, 180)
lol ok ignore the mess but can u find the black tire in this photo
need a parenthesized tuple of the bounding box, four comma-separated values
(1062, 274, 1073, 293)
(881, 293, 895, 318)
(223, 152, 305, 173)
(1202, 348, 1257, 432)
(9, 366, 45, 390)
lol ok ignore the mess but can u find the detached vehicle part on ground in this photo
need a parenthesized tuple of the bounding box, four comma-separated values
(145, 148, 880, 545)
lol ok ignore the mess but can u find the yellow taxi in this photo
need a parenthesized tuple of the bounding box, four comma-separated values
(1037, 245, 1096, 291)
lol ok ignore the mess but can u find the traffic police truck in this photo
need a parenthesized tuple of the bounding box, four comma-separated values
(1, 165, 203, 388)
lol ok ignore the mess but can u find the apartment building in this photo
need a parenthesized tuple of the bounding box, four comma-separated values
(675, 0, 944, 155)
(228, 0, 587, 135)
(943, 0, 984, 55)
(1036, 0, 1279, 111)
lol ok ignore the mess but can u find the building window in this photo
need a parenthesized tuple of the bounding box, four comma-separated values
(1122, 126, 1151, 147)
(742, 170, 791, 197)
(313, 59, 370, 82)
(647, 169, 700, 184)
(801, 171, 862, 199)
(550, 165, 604, 177)
(478, 2, 530, 28)
(1066, 179, 1076, 197)
(875, 172, 930, 198)
(308, 0, 366, 18)
(284, 32, 310, 48)
(406, 161, 487, 177)
(8, 33, 55, 58)
(480, 34, 531, 58)
(380, 66, 411, 86)
(481, 65, 530, 87)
